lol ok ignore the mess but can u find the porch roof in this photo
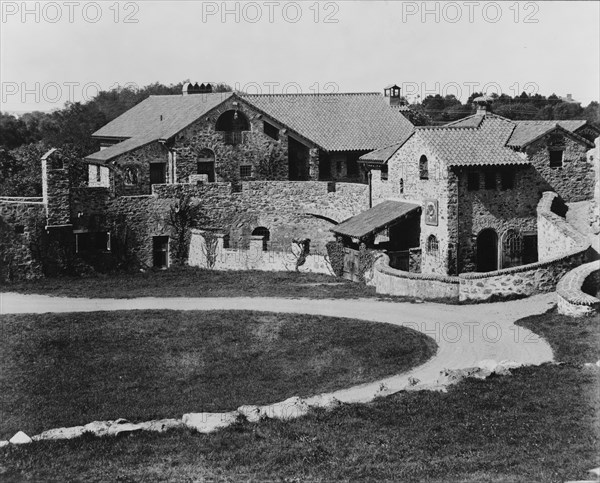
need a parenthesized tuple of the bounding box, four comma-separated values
(331, 200, 421, 239)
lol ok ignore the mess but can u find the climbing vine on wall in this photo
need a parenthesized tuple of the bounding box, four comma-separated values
(202, 231, 219, 269)
(325, 240, 345, 277)
(357, 243, 377, 284)
(167, 194, 207, 266)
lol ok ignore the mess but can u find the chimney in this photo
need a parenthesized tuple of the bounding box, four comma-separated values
(473, 95, 493, 115)
(384, 84, 403, 107)
(182, 82, 214, 96)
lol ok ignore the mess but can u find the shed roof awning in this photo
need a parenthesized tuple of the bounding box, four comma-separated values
(331, 200, 421, 239)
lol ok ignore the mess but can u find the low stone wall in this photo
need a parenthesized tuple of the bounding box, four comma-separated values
(556, 261, 600, 317)
(373, 254, 460, 300)
(188, 230, 333, 275)
(537, 191, 589, 262)
(458, 248, 589, 302)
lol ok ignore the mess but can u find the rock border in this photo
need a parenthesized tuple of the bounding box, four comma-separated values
(0, 360, 524, 447)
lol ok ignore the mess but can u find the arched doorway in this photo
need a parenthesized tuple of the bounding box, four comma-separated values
(252, 226, 270, 251)
(197, 148, 215, 182)
(476, 229, 498, 272)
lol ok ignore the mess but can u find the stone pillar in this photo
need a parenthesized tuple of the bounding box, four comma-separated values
(41, 148, 72, 227)
(309, 148, 320, 180)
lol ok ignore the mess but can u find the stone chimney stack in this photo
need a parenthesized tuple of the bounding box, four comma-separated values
(473, 95, 494, 115)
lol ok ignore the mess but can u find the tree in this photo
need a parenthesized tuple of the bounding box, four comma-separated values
(167, 194, 208, 266)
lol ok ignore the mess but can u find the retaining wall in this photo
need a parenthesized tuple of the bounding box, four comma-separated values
(556, 261, 600, 317)
(188, 230, 333, 274)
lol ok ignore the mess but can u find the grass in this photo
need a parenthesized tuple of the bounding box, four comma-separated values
(0, 310, 436, 440)
(516, 308, 600, 364)
(1, 267, 385, 300)
(1, 308, 598, 482)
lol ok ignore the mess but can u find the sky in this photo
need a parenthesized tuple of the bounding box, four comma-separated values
(1, 0, 599, 113)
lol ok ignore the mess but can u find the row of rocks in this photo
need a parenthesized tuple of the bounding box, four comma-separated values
(0, 360, 532, 448)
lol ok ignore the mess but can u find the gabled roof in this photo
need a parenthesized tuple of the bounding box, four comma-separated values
(87, 92, 235, 162)
(331, 200, 421, 239)
(92, 92, 234, 140)
(507, 120, 596, 148)
(415, 115, 529, 167)
(241, 93, 414, 151)
(358, 133, 414, 164)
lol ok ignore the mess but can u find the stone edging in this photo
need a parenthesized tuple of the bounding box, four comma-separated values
(0, 361, 524, 447)
(556, 261, 600, 315)
(376, 255, 460, 283)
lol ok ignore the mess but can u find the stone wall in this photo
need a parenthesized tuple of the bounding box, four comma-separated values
(373, 254, 460, 300)
(458, 248, 589, 302)
(556, 260, 600, 317)
(188, 230, 333, 274)
(0, 200, 46, 281)
(537, 191, 589, 262)
(526, 133, 595, 203)
(371, 134, 453, 275)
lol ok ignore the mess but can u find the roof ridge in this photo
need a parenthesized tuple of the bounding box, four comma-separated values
(240, 92, 382, 97)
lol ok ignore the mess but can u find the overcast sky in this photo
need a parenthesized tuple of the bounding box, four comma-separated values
(1, 0, 599, 112)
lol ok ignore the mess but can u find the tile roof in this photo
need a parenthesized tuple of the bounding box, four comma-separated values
(331, 200, 421, 239)
(92, 92, 234, 140)
(241, 93, 414, 151)
(87, 93, 234, 162)
(359, 133, 414, 164)
(443, 114, 485, 128)
(415, 115, 529, 167)
(507, 120, 593, 147)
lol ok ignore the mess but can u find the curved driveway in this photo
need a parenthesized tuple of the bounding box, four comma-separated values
(0, 292, 556, 403)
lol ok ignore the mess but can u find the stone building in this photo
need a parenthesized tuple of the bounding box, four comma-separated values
(334, 97, 599, 276)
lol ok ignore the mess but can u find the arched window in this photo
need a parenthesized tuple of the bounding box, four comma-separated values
(252, 226, 270, 251)
(426, 234, 439, 256)
(216, 110, 250, 145)
(502, 229, 522, 268)
(419, 155, 429, 180)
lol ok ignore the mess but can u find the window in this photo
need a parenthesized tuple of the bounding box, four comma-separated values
(399, 178, 404, 193)
(500, 169, 515, 190)
(484, 170, 496, 190)
(263, 121, 279, 140)
(426, 234, 439, 256)
(467, 172, 479, 191)
(252, 227, 270, 251)
(419, 155, 429, 180)
(216, 110, 250, 145)
(124, 167, 138, 185)
(501, 229, 522, 268)
(240, 165, 252, 178)
(381, 164, 388, 181)
(14, 225, 25, 234)
(549, 150, 563, 168)
(76, 232, 111, 254)
(150, 163, 166, 184)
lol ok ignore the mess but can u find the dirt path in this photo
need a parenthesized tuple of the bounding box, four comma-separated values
(0, 292, 556, 403)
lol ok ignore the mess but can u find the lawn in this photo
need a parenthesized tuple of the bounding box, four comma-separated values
(1, 309, 598, 482)
(1, 267, 383, 299)
(0, 310, 436, 440)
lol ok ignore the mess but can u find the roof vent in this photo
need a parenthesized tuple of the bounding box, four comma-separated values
(473, 95, 493, 114)
(182, 82, 213, 95)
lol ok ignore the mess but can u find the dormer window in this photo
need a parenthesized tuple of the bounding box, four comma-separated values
(549, 149, 563, 168)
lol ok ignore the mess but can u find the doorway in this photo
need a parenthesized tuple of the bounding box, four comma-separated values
(476, 229, 498, 272)
(150, 163, 166, 185)
(153, 236, 169, 268)
(197, 149, 215, 182)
